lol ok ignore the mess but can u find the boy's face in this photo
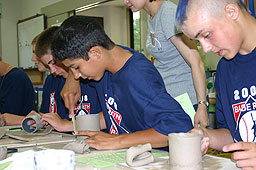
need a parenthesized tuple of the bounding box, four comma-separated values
(181, 9, 242, 60)
(32, 44, 49, 72)
(62, 57, 105, 81)
(40, 54, 69, 78)
(124, 0, 147, 12)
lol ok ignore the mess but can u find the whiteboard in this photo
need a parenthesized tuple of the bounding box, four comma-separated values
(17, 15, 45, 69)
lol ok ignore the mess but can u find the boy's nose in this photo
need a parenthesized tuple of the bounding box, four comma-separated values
(49, 65, 57, 74)
(200, 40, 212, 53)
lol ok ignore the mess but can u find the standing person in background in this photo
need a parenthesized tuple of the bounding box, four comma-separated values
(124, 0, 209, 128)
(0, 60, 35, 124)
(176, 0, 256, 169)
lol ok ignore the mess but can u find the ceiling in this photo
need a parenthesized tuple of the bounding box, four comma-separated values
(101, 0, 126, 7)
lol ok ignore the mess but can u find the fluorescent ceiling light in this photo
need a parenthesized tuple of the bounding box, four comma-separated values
(75, 0, 114, 13)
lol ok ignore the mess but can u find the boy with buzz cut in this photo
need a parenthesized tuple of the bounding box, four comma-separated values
(51, 15, 193, 150)
(176, 0, 256, 169)
(35, 26, 102, 132)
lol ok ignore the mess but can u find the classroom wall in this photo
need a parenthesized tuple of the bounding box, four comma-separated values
(0, 0, 21, 66)
(0, 0, 61, 66)
(77, 5, 129, 46)
(0, 0, 223, 70)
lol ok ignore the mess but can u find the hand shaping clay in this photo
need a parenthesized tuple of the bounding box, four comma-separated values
(168, 133, 202, 170)
(126, 143, 154, 167)
(22, 113, 53, 135)
(75, 114, 100, 131)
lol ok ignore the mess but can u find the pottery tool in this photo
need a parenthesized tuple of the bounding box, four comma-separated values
(72, 115, 77, 133)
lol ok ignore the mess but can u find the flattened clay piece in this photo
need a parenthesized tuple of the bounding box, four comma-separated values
(21, 113, 53, 135)
(75, 114, 100, 131)
(168, 133, 202, 170)
(0, 118, 5, 127)
(0, 146, 7, 160)
(126, 143, 154, 167)
(63, 139, 90, 154)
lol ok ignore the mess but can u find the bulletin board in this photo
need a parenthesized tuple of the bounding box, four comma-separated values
(17, 14, 46, 69)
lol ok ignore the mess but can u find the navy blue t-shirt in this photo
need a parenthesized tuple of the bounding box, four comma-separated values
(93, 46, 193, 136)
(0, 68, 35, 116)
(215, 48, 256, 142)
(40, 75, 101, 120)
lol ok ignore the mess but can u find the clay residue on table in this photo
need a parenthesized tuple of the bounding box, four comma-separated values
(202, 155, 222, 170)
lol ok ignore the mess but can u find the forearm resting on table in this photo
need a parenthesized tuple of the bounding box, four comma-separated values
(55, 120, 74, 132)
(202, 128, 233, 151)
(117, 128, 168, 149)
(0, 113, 25, 125)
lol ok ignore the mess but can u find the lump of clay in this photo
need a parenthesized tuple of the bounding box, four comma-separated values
(63, 139, 90, 154)
(126, 143, 154, 167)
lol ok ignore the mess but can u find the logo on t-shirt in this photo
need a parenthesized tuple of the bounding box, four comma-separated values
(232, 95, 256, 142)
(74, 95, 90, 116)
(105, 95, 129, 135)
(49, 92, 57, 113)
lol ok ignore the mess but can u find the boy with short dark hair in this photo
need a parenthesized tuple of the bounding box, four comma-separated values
(176, 0, 256, 169)
(35, 26, 101, 132)
(51, 15, 193, 150)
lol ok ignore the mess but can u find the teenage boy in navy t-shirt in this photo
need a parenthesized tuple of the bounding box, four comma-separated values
(35, 26, 102, 132)
(51, 16, 193, 150)
(176, 0, 256, 168)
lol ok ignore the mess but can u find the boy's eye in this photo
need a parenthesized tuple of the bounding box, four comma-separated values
(203, 33, 211, 39)
(48, 60, 56, 66)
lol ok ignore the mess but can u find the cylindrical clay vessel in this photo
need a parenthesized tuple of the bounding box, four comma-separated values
(168, 133, 202, 170)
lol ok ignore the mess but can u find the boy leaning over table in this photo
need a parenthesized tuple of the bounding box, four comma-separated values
(51, 15, 193, 151)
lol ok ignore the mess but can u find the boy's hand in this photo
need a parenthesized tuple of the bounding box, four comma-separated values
(61, 70, 81, 116)
(190, 128, 209, 155)
(76, 131, 120, 150)
(40, 112, 71, 132)
(26, 110, 38, 117)
(0, 113, 24, 126)
(223, 142, 256, 169)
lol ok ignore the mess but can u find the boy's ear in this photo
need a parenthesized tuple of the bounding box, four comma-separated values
(89, 46, 101, 59)
(224, 3, 239, 20)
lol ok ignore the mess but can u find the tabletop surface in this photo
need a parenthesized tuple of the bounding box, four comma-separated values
(0, 126, 240, 170)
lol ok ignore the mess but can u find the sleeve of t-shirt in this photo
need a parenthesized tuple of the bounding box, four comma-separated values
(124, 56, 193, 135)
(143, 92, 194, 136)
(214, 65, 229, 129)
(160, 2, 182, 39)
